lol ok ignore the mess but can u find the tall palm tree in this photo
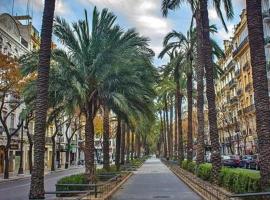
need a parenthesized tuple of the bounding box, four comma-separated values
(29, 0, 56, 198)
(246, 0, 270, 190)
(54, 7, 153, 181)
(160, 29, 196, 162)
(102, 105, 110, 170)
(161, 1, 233, 182)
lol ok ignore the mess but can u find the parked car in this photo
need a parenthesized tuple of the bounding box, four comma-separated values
(249, 154, 260, 170)
(239, 155, 256, 168)
(222, 155, 241, 167)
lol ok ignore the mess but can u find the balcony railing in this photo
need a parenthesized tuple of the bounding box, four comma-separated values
(230, 96, 238, 105)
(45, 136, 52, 144)
(238, 104, 255, 115)
(244, 104, 255, 113)
(245, 83, 252, 92)
(265, 36, 270, 48)
(263, 9, 270, 23)
(235, 69, 241, 77)
(237, 88, 243, 96)
(233, 37, 248, 56)
(229, 79, 236, 88)
(243, 62, 250, 71)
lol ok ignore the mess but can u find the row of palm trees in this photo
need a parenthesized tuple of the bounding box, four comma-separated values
(159, 0, 270, 189)
(26, 2, 156, 199)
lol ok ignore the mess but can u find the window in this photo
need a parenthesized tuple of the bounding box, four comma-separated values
(50, 126, 53, 136)
(10, 113, 15, 129)
(0, 36, 3, 51)
(250, 95, 254, 104)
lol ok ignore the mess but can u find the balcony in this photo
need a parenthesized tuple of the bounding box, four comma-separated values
(9, 128, 18, 136)
(243, 62, 250, 71)
(235, 69, 241, 78)
(21, 38, 28, 49)
(229, 79, 236, 88)
(237, 88, 243, 96)
(245, 83, 253, 92)
(230, 96, 238, 105)
(45, 136, 52, 144)
(263, 9, 270, 23)
(233, 37, 248, 57)
(265, 36, 270, 48)
(244, 104, 255, 113)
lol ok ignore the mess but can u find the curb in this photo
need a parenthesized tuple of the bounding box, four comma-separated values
(102, 172, 133, 200)
(0, 166, 83, 184)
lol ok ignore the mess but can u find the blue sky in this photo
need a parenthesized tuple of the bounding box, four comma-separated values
(0, 0, 245, 66)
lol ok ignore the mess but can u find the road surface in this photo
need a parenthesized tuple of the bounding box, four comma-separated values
(0, 167, 85, 200)
(112, 158, 201, 200)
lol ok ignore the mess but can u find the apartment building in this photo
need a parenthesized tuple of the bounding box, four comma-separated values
(215, 0, 270, 155)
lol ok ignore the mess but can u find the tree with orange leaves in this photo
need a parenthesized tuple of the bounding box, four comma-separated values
(0, 53, 28, 179)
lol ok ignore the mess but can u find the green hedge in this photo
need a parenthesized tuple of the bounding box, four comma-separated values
(197, 163, 212, 181)
(56, 173, 88, 193)
(219, 168, 261, 193)
(180, 161, 261, 193)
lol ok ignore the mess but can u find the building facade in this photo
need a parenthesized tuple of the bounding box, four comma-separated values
(215, 0, 270, 155)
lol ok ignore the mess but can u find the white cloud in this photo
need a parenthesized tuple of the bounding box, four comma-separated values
(79, 0, 172, 57)
(216, 23, 235, 41)
(209, 8, 218, 21)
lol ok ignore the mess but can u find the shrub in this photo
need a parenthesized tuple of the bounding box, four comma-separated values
(181, 160, 188, 170)
(56, 173, 88, 193)
(197, 163, 212, 181)
(187, 161, 196, 173)
(219, 168, 261, 193)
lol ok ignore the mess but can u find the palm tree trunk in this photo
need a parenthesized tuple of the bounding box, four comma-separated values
(246, 0, 270, 189)
(29, 0, 56, 198)
(162, 109, 168, 158)
(169, 96, 173, 158)
(131, 131, 134, 160)
(187, 73, 193, 162)
(115, 117, 121, 171)
(102, 105, 110, 170)
(126, 127, 130, 163)
(196, 12, 205, 164)
(177, 86, 184, 162)
(137, 135, 141, 158)
(164, 95, 170, 159)
(174, 93, 178, 158)
(198, 0, 221, 184)
(84, 111, 95, 182)
(120, 121, 125, 165)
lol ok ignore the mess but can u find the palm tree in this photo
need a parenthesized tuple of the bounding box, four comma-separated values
(160, 29, 196, 162)
(102, 105, 110, 170)
(54, 7, 154, 181)
(246, 0, 270, 190)
(29, 0, 56, 198)
(161, 1, 233, 182)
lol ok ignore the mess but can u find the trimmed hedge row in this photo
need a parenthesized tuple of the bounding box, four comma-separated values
(56, 156, 149, 194)
(181, 160, 261, 193)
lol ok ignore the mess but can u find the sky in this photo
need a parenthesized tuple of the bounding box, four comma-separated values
(0, 0, 246, 66)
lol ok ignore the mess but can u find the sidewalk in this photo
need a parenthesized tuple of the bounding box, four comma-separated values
(112, 157, 201, 200)
(0, 165, 83, 183)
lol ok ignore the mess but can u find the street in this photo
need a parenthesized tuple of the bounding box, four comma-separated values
(0, 167, 85, 200)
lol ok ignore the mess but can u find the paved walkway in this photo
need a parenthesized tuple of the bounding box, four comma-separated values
(112, 157, 201, 200)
